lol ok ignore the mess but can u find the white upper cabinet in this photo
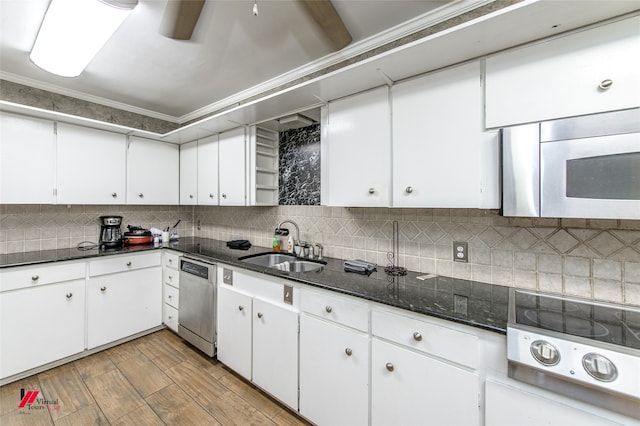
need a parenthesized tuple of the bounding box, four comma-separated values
(57, 123, 126, 204)
(392, 61, 500, 208)
(0, 112, 55, 204)
(485, 16, 640, 128)
(179, 140, 198, 205)
(197, 135, 219, 206)
(323, 86, 391, 207)
(127, 137, 179, 205)
(218, 127, 246, 206)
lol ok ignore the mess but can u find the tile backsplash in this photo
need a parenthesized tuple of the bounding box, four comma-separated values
(2, 204, 639, 307)
(194, 206, 640, 306)
(0, 204, 193, 253)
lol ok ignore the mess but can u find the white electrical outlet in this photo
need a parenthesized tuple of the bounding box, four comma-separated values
(453, 242, 468, 263)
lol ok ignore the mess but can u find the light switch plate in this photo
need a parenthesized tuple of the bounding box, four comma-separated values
(223, 268, 233, 285)
(453, 242, 468, 263)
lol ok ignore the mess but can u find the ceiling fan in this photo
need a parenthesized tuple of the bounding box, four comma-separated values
(158, 0, 353, 51)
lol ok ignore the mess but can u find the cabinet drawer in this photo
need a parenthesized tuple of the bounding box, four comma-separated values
(164, 251, 181, 269)
(89, 252, 161, 277)
(163, 304, 179, 332)
(301, 289, 369, 332)
(0, 261, 85, 292)
(164, 284, 179, 309)
(372, 309, 478, 369)
(164, 268, 180, 288)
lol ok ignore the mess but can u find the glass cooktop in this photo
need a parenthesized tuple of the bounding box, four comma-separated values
(513, 291, 640, 350)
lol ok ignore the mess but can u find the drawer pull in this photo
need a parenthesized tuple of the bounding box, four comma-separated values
(126, 261, 132, 266)
(168, 295, 172, 299)
(599, 79, 613, 90)
(66, 293, 73, 299)
(405, 186, 413, 194)
(209, 193, 214, 199)
(138, 193, 144, 198)
(31, 275, 40, 281)
(100, 286, 107, 292)
(257, 312, 263, 319)
(222, 193, 227, 199)
(168, 275, 173, 280)
(413, 332, 423, 341)
(189, 194, 194, 199)
(168, 315, 173, 320)
(112, 192, 117, 198)
(386, 362, 394, 372)
(325, 305, 333, 313)
(238, 305, 244, 311)
(345, 348, 353, 356)
(169, 258, 173, 263)
(368, 188, 375, 194)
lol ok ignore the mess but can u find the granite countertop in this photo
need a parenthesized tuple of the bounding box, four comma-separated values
(0, 237, 510, 334)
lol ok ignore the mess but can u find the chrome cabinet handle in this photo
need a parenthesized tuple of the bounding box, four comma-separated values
(31, 275, 40, 281)
(599, 79, 613, 90)
(405, 186, 413, 194)
(100, 286, 107, 292)
(168, 275, 173, 280)
(325, 305, 333, 313)
(222, 193, 227, 199)
(257, 312, 263, 319)
(168, 315, 173, 320)
(368, 188, 375, 194)
(189, 194, 194, 199)
(238, 305, 244, 311)
(138, 193, 144, 198)
(126, 261, 132, 266)
(386, 363, 394, 372)
(66, 293, 73, 299)
(209, 193, 214, 199)
(413, 332, 422, 341)
(345, 348, 353, 356)
(111, 192, 117, 198)
(168, 259, 173, 264)
(168, 295, 172, 299)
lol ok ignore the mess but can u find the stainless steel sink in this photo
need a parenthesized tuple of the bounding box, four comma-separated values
(239, 252, 326, 272)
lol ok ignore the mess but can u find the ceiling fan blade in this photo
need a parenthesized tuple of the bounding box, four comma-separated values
(159, 0, 206, 40)
(300, 0, 352, 51)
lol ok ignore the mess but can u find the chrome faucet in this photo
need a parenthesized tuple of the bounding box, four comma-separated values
(277, 219, 300, 245)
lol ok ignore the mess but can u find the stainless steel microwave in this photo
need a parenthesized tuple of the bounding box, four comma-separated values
(502, 108, 640, 219)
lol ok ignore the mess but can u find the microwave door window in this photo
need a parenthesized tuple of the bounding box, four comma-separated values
(566, 152, 640, 200)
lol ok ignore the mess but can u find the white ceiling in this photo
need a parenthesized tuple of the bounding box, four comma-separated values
(0, 0, 454, 120)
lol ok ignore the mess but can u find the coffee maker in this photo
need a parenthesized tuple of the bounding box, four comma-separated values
(99, 215, 123, 248)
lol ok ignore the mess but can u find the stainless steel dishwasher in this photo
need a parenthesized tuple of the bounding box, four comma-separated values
(178, 256, 216, 357)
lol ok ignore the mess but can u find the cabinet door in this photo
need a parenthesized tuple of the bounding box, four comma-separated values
(179, 140, 198, 205)
(218, 127, 246, 206)
(216, 285, 252, 380)
(325, 86, 391, 207)
(127, 137, 179, 204)
(57, 123, 126, 204)
(392, 61, 499, 208)
(253, 297, 298, 410)
(87, 267, 162, 349)
(0, 112, 55, 204)
(486, 16, 640, 128)
(197, 135, 219, 205)
(0, 279, 85, 379)
(371, 338, 479, 426)
(299, 315, 369, 426)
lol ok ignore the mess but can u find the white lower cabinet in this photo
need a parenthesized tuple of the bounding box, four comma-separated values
(299, 314, 369, 426)
(371, 308, 480, 426)
(0, 278, 85, 380)
(371, 338, 479, 426)
(216, 267, 299, 410)
(162, 250, 181, 332)
(87, 253, 162, 349)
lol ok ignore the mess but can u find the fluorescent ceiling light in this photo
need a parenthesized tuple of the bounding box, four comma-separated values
(30, 0, 137, 78)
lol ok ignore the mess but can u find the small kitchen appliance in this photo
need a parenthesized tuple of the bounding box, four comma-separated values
(99, 215, 123, 248)
(507, 290, 640, 419)
(122, 225, 154, 245)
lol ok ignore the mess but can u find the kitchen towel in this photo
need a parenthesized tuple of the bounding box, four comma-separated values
(344, 259, 377, 274)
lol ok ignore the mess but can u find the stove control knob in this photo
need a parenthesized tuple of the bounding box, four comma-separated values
(582, 353, 618, 382)
(530, 340, 560, 366)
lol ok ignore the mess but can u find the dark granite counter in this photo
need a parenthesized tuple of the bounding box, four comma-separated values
(0, 237, 509, 334)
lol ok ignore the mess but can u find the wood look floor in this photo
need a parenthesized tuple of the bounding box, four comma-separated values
(0, 329, 311, 426)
